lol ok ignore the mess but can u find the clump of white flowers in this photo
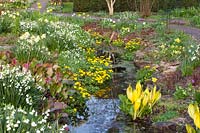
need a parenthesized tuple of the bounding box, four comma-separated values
(0, 64, 43, 108)
(186, 43, 200, 62)
(1, 10, 20, 19)
(0, 104, 55, 132)
(45, 21, 92, 50)
(14, 32, 50, 62)
(20, 21, 39, 32)
(58, 48, 87, 72)
(18, 19, 92, 51)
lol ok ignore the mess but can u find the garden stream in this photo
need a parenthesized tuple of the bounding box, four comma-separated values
(70, 59, 140, 133)
(70, 59, 165, 133)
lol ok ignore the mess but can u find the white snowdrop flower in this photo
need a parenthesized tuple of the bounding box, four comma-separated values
(34, 35, 40, 43)
(23, 119, 29, 124)
(41, 119, 46, 123)
(191, 56, 197, 61)
(14, 123, 19, 127)
(7, 126, 11, 131)
(44, 116, 48, 120)
(44, 19, 49, 23)
(40, 127, 44, 131)
(17, 120, 20, 124)
(31, 122, 37, 127)
(41, 34, 46, 39)
(48, 126, 52, 129)
(35, 112, 38, 116)
(36, 130, 41, 133)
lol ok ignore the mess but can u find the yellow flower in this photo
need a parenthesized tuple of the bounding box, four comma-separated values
(142, 94, 148, 106)
(185, 124, 196, 133)
(187, 103, 200, 130)
(64, 66, 70, 69)
(127, 84, 134, 103)
(152, 77, 158, 83)
(194, 112, 200, 129)
(134, 99, 141, 111)
(174, 38, 181, 43)
(188, 104, 199, 119)
(144, 65, 150, 69)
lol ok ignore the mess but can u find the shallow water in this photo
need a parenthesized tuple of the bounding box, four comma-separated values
(71, 97, 120, 133)
(70, 61, 138, 133)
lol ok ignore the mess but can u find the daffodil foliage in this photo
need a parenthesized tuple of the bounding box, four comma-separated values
(119, 81, 161, 120)
(186, 103, 200, 133)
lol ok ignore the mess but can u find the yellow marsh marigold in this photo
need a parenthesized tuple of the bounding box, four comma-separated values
(174, 38, 181, 43)
(152, 77, 158, 83)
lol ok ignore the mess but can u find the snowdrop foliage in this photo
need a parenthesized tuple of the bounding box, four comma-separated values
(15, 32, 50, 62)
(0, 65, 43, 108)
(0, 104, 56, 132)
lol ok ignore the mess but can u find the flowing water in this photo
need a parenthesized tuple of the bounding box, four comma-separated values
(70, 60, 146, 133)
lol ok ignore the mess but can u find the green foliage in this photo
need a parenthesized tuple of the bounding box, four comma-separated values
(153, 111, 178, 122)
(49, 2, 73, 13)
(58, 48, 88, 73)
(173, 84, 194, 100)
(0, 13, 13, 33)
(194, 91, 200, 105)
(121, 51, 134, 61)
(180, 59, 194, 76)
(119, 94, 132, 115)
(136, 66, 156, 84)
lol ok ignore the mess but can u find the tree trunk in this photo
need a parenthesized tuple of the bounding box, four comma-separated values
(106, 0, 116, 16)
(140, 0, 153, 17)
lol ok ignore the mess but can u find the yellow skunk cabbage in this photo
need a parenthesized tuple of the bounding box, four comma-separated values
(126, 81, 161, 120)
(186, 103, 200, 133)
(186, 124, 196, 133)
